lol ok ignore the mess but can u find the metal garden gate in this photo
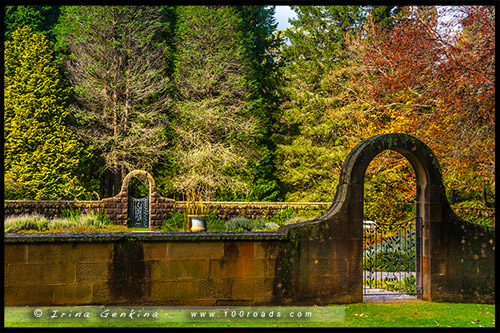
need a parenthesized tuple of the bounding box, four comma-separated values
(363, 217, 423, 296)
(128, 196, 149, 228)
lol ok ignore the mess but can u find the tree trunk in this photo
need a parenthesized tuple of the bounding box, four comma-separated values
(101, 169, 122, 198)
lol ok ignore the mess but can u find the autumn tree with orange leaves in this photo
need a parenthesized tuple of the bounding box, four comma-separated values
(349, 6, 495, 215)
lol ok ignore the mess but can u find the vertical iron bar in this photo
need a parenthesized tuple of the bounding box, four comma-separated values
(377, 224, 380, 290)
(400, 226, 403, 292)
(418, 216, 424, 296)
(361, 222, 368, 295)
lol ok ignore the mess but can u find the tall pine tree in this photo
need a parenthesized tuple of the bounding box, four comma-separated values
(274, 6, 365, 201)
(56, 6, 173, 198)
(234, 6, 283, 201)
(4, 25, 88, 200)
(170, 6, 281, 201)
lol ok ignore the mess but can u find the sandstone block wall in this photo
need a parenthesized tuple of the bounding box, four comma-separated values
(4, 234, 287, 306)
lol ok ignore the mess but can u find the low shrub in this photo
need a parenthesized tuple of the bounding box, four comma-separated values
(225, 217, 255, 231)
(21, 225, 130, 233)
(4, 211, 113, 233)
(269, 208, 296, 225)
(160, 212, 185, 232)
(363, 276, 417, 293)
(206, 211, 226, 232)
(263, 222, 280, 231)
(62, 207, 83, 220)
(224, 217, 280, 232)
(4, 213, 49, 233)
(282, 216, 309, 225)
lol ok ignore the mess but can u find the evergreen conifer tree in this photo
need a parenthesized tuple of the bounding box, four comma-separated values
(170, 6, 281, 200)
(274, 6, 365, 201)
(56, 6, 172, 197)
(4, 26, 88, 199)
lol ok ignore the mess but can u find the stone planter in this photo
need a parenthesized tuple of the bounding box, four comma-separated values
(188, 215, 207, 232)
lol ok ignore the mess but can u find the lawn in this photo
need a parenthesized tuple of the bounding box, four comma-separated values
(4, 301, 495, 328)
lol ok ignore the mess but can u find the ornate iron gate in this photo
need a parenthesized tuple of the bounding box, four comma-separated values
(128, 196, 149, 228)
(363, 217, 423, 296)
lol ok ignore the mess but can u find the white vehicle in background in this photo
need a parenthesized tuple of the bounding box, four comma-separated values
(363, 221, 377, 229)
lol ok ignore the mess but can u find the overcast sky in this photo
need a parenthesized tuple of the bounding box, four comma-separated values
(274, 6, 297, 31)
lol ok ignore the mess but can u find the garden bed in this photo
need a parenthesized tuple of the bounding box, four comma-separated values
(4, 208, 318, 234)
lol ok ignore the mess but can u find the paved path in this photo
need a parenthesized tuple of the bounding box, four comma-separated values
(363, 290, 421, 302)
(363, 287, 419, 301)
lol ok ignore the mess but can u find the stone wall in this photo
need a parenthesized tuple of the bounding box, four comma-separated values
(4, 200, 330, 230)
(4, 233, 294, 306)
(3, 134, 495, 306)
(427, 207, 495, 303)
(4, 199, 493, 229)
(3, 200, 103, 219)
(452, 207, 495, 225)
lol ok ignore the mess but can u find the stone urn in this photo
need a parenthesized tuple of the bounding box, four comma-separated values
(188, 215, 206, 232)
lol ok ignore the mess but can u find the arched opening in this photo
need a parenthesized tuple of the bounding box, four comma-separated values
(334, 135, 436, 302)
(306, 134, 446, 302)
(281, 134, 494, 304)
(129, 175, 150, 198)
(122, 170, 156, 230)
(362, 150, 422, 300)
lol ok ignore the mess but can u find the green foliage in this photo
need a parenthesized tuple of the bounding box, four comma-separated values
(61, 206, 82, 220)
(266, 207, 320, 226)
(205, 211, 227, 232)
(160, 212, 185, 232)
(169, 6, 282, 201)
(364, 276, 417, 294)
(363, 228, 417, 272)
(170, 6, 257, 198)
(55, 6, 172, 198)
(4, 6, 60, 41)
(222, 209, 315, 232)
(282, 216, 310, 225)
(363, 251, 416, 272)
(4, 214, 49, 233)
(224, 216, 273, 232)
(461, 216, 494, 227)
(274, 6, 366, 202)
(4, 25, 90, 200)
(236, 6, 283, 202)
(269, 207, 296, 225)
(3, 5, 492, 216)
(261, 222, 280, 231)
(363, 160, 417, 224)
(128, 176, 150, 198)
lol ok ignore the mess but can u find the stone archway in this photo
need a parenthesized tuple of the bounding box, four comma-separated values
(280, 133, 495, 304)
(99, 169, 175, 230)
(120, 170, 157, 230)
(325, 133, 446, 301)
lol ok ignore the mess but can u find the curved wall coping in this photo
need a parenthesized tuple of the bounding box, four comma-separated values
(4, 231, 288, 243)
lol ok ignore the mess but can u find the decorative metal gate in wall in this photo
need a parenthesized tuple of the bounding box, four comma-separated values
(128, 196, 149, 228)
(363, 217, 423, 296)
